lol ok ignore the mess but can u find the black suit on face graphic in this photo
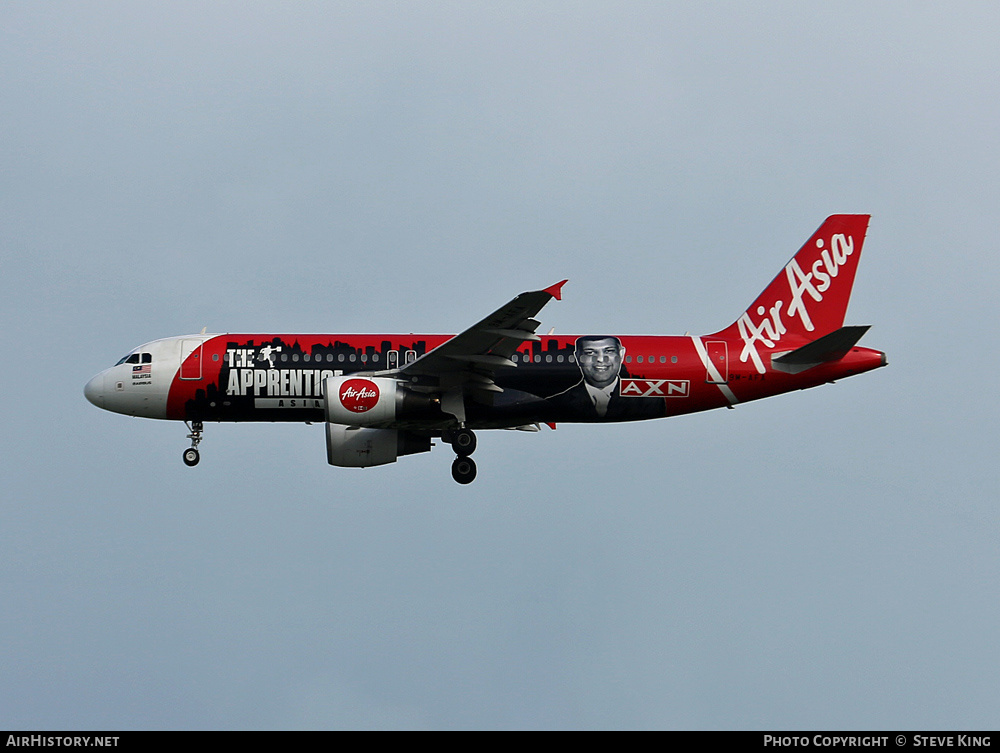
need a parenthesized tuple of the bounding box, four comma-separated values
(546, 379, 664, 421)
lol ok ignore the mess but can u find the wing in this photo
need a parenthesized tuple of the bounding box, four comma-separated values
(397, 280, 567, 420)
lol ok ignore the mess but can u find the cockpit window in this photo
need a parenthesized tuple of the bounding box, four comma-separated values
(115, 352, 150, 366)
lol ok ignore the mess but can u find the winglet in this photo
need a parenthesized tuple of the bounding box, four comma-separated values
(543, 279, 568, 301)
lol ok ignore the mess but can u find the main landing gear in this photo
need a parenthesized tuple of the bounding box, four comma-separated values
(445, 428, 478, 484)
(183, 421, 203, 467)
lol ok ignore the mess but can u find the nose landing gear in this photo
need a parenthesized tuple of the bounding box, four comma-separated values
(183, 421, 203, 467)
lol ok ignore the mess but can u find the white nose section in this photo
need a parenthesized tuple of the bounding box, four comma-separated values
(84, 372, 105, 408)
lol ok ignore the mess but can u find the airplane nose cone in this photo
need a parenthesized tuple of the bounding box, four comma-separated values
(84, 373, 104, 408)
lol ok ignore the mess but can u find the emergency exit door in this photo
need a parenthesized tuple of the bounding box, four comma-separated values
(704, 340, 728, 384)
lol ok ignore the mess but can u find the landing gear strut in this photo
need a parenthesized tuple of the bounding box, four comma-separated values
(445, 427, 478, 484)
(183, 421, 203, 467)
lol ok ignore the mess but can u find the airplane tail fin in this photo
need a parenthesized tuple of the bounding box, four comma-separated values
(709, 214, 871, 347)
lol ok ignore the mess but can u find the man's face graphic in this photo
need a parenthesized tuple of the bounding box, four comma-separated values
(576, 337, 623, 389)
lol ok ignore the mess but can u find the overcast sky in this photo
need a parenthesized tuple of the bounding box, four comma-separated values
(3, 2, 998, 730)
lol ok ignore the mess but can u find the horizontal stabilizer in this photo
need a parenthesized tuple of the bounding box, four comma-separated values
(771, 325, 870, 374)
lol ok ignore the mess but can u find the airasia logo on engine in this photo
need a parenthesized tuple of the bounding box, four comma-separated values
(338, 379, 380, 413)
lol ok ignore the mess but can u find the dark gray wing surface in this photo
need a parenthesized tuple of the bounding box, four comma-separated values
(398, 280, 567, 411)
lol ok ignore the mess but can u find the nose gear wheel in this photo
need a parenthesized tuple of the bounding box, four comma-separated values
(183, 421, 203, 467)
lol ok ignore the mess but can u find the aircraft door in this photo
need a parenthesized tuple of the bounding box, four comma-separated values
(180, 339, 204, 380)
(704, 340, 728, 384)
(387, 350, 398, 370)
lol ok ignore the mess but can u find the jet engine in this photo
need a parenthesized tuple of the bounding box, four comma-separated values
(325, 424, 431, 468)
(322, 376, 442, 427)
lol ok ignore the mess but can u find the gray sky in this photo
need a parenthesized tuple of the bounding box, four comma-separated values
(2, 2, 998, 730)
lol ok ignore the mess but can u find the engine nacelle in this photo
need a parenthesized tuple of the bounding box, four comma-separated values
(325, 424, 431, 468)
(322, 376, 441, 427)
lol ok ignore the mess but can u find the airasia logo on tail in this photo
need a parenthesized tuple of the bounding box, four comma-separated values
(339, 379, 380, 413)
(738, 232, 857, 374)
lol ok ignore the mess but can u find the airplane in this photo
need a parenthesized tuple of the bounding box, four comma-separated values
(84, 214, 886, 484)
